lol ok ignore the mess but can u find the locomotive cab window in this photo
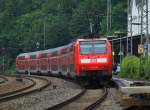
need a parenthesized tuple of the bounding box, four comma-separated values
(80, 40, 106, 54)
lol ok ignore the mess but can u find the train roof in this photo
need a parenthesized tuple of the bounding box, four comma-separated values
(49, 45, 68, 51)
(39, 50, 49, 54)
(17, 53, 29, 60)
(18, 53, 28, 57)
(77, 38, 108, 41)
(18, 51, 37, 56)
(17, 38, 108, 59)
(17, 42, 74, 59)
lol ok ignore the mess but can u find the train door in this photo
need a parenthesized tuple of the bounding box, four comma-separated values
(39, 51, 49, 74)
(29, 53, 39, 74)
(69, 44, 76, 78)
(16, 55, 26, 73)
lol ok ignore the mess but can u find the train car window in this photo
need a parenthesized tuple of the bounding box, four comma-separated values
(41, 53, 47, 58)
(30, 55, 36, 59)
(80, 40, 106, 54)
(80, 44, 93, 54)
(94, 43, 106, 54)
(18, 56, 25, 60)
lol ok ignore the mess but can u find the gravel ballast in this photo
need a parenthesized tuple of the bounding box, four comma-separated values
(0, 77, 82, 110)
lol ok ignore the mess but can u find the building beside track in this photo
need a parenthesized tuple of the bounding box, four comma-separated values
(111, 0, 150, 63)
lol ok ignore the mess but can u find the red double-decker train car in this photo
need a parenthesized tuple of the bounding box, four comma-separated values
(16, 38, 112, 81)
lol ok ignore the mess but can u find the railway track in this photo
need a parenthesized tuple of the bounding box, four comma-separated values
(47, 87, 107, 110)
(0, 75, 50, 101)
(0, 75, 8, 84)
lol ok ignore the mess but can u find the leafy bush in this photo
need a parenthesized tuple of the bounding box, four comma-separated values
(142, 57, 150, 80)
(120, 56, 140, 79)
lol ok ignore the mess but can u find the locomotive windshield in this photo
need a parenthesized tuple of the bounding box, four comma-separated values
(80, 40, 106, 54)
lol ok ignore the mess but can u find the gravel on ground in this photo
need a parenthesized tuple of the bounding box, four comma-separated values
(0, 77, 82, 110)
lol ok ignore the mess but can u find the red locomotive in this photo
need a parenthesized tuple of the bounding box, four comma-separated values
(16, 38, 112, 81)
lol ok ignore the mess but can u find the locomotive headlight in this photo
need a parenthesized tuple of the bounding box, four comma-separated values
(97, 58, 107, 63)
(80, 59, 90, 63)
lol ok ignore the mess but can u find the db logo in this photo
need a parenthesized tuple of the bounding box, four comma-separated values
(91, 59, 97, 63)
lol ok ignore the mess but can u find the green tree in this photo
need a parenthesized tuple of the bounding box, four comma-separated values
(0, 0, 127, 71)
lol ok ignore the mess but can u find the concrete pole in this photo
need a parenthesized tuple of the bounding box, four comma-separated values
(89, 19, 94, 33)
(44, 22, 46, 49)
(146, 0, 149, 56)
(128, 0, 133, 55)
(107, 0, 109, 33)
(141, 0, 144, 44)
(112, 39, 114, 64)
(109, 0, 111, 32)
(127, 0, 129, 55)
(130, 9, 133, 55)
(120, 35, 122, 64)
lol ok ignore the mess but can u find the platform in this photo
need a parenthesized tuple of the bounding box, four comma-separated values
(120, 86, 150, 96)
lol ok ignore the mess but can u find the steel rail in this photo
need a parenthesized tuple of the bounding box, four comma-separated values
(0, 75, 8, 84)
(47, 88, 86, 110)
(0, 75, 51, 102)
(47, 87, 108, 110)
(0, 77, 36, 98)
(83, 88, 108, 110)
